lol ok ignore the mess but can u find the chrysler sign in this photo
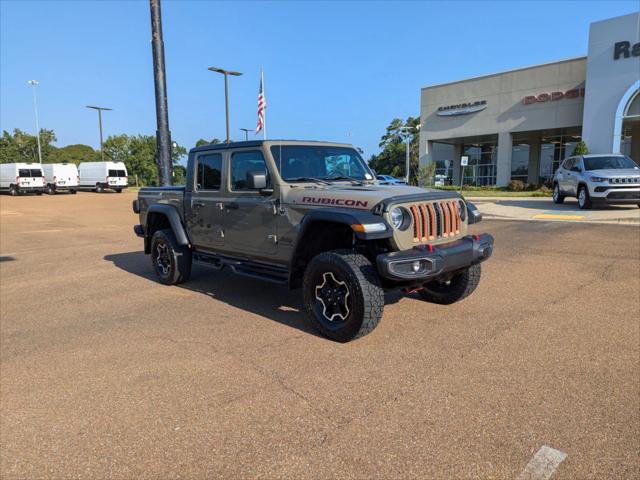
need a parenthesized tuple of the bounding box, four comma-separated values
(437, 100, 487, 116)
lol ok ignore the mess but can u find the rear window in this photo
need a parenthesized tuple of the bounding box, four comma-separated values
(18, 169, 42, 177)
(117, 170, 126, 177)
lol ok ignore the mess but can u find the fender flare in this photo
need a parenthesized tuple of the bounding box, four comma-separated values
(297, 208, 392, 243)
(147, 204, 190, 246)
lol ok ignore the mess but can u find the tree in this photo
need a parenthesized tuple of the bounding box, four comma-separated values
(368, 117, 420, 184)
(572, 140, 589, 156)
(48, 144, 99, 165)
(417, 162, 436, 187)
(0, 128, 56, 163)
(195, 138, 221, 147)
(102, 134, 188, 186)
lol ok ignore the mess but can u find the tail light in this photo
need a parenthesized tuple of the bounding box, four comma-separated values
(53, 176, 57, 182)
(16, 176, 20, 182)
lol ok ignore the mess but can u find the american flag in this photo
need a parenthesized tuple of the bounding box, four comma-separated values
(256, 70, 266, 137)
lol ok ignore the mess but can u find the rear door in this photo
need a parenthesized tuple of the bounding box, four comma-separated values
(558, 158, 573, 193)
(566, 157, 582, 196)
(221, 149, 278, 258)
(185, 151, 226, 250)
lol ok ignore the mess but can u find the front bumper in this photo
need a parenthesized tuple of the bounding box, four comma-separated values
(589, 184, 640, 203)
(376, 233, 494, 282)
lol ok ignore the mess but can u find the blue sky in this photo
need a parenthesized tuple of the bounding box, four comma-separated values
(1, 0, 638, 159)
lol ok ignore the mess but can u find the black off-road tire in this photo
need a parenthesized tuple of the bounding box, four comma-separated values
(150, 228, 192, 285)
(578, 185, 592, 209)
(418, 264, 481, 305)
(303, 249, 384, 342)
(552, 183, 565, 204)
(95, 183, 104, 193)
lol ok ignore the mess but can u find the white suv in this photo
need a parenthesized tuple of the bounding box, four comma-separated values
(552, 154, 640, 209)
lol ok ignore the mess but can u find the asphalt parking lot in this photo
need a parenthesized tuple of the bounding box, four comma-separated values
(1, 192, 639, 479)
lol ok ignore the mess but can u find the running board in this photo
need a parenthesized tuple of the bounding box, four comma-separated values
(192, 252, 288, 284)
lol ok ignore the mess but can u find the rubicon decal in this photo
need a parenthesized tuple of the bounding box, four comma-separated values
(302, 197, 369, 208)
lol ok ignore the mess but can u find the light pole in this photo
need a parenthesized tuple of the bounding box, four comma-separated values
(239, 128, 252, 141)
(27, 80, 42, 163)
(208, 66, 242, 143)
(86, 106, 112, 161)
(396, 124, 420, 184)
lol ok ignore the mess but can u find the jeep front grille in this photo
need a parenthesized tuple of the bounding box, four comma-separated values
(408, 200, 461, 242)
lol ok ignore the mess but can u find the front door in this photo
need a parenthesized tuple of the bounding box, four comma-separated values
(185, 151, 226, 251)
(222, 149, 278, 259)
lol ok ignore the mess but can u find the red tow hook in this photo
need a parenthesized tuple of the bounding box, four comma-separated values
(473, 234, 480, 241)
(402, 286, 424, 294)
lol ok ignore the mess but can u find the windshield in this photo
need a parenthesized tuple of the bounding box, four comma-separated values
(583, 155, 638, 171)
(270, 145, 373, 182)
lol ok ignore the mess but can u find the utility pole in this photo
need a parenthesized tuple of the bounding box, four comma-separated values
(150, 0, 172, 185)
(86, 106, 112, 161)
(208, 66, 243, 143)
(27, 80, 42, 163)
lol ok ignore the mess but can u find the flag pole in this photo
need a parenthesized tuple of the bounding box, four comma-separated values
(261, 68, 266, 140)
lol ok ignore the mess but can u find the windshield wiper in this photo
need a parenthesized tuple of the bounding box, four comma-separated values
(286, 176, 332, 185)
(325, 175, 367, 185)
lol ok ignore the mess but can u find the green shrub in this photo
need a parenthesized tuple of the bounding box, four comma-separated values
(507, 180, 526, 191)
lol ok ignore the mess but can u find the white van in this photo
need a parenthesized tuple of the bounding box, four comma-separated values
(78, 161, 128, 193)
(0, 163, 45, 195)
(42, 163, 79, 194)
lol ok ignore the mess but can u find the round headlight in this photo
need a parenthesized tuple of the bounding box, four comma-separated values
(390, 207, 408, 230)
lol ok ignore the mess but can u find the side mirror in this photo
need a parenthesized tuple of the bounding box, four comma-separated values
(466, 201, 483, 224)
(247, 170, 267, 190)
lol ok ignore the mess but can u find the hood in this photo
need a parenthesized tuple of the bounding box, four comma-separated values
(283, 183, 460, 210)
(586, 168, 640, 178)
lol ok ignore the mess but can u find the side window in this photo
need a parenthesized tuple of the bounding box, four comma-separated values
(571, 159, 582, 172)
(562, 158, 573, 170)
(196, 153, 222, 190)
(231, 151, 267, 191)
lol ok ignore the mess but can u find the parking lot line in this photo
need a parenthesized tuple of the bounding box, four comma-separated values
(533, 213, 585, 220)
(516, 446, 567, 480)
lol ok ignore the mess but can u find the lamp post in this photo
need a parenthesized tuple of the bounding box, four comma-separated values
(396, 124, 420, 184)
(208, 66, 242, 143)
(239, 128, 252, 141)
(27, 80, 42, 163)
(86, 106, 112, 161)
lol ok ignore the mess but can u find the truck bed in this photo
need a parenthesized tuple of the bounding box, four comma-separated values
(137, 186, 186, 223)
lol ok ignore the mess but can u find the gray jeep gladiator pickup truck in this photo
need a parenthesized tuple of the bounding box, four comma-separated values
(133, 140, 493, 342)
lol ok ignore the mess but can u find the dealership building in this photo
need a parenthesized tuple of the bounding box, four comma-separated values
(419, 12, 640, 186)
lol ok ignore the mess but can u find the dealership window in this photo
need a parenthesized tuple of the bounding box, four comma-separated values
(510, 144, 530, 182)
(462, 138, 497, 186)
(430, 142, 455, 183)
(538, 128, 581, 185)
